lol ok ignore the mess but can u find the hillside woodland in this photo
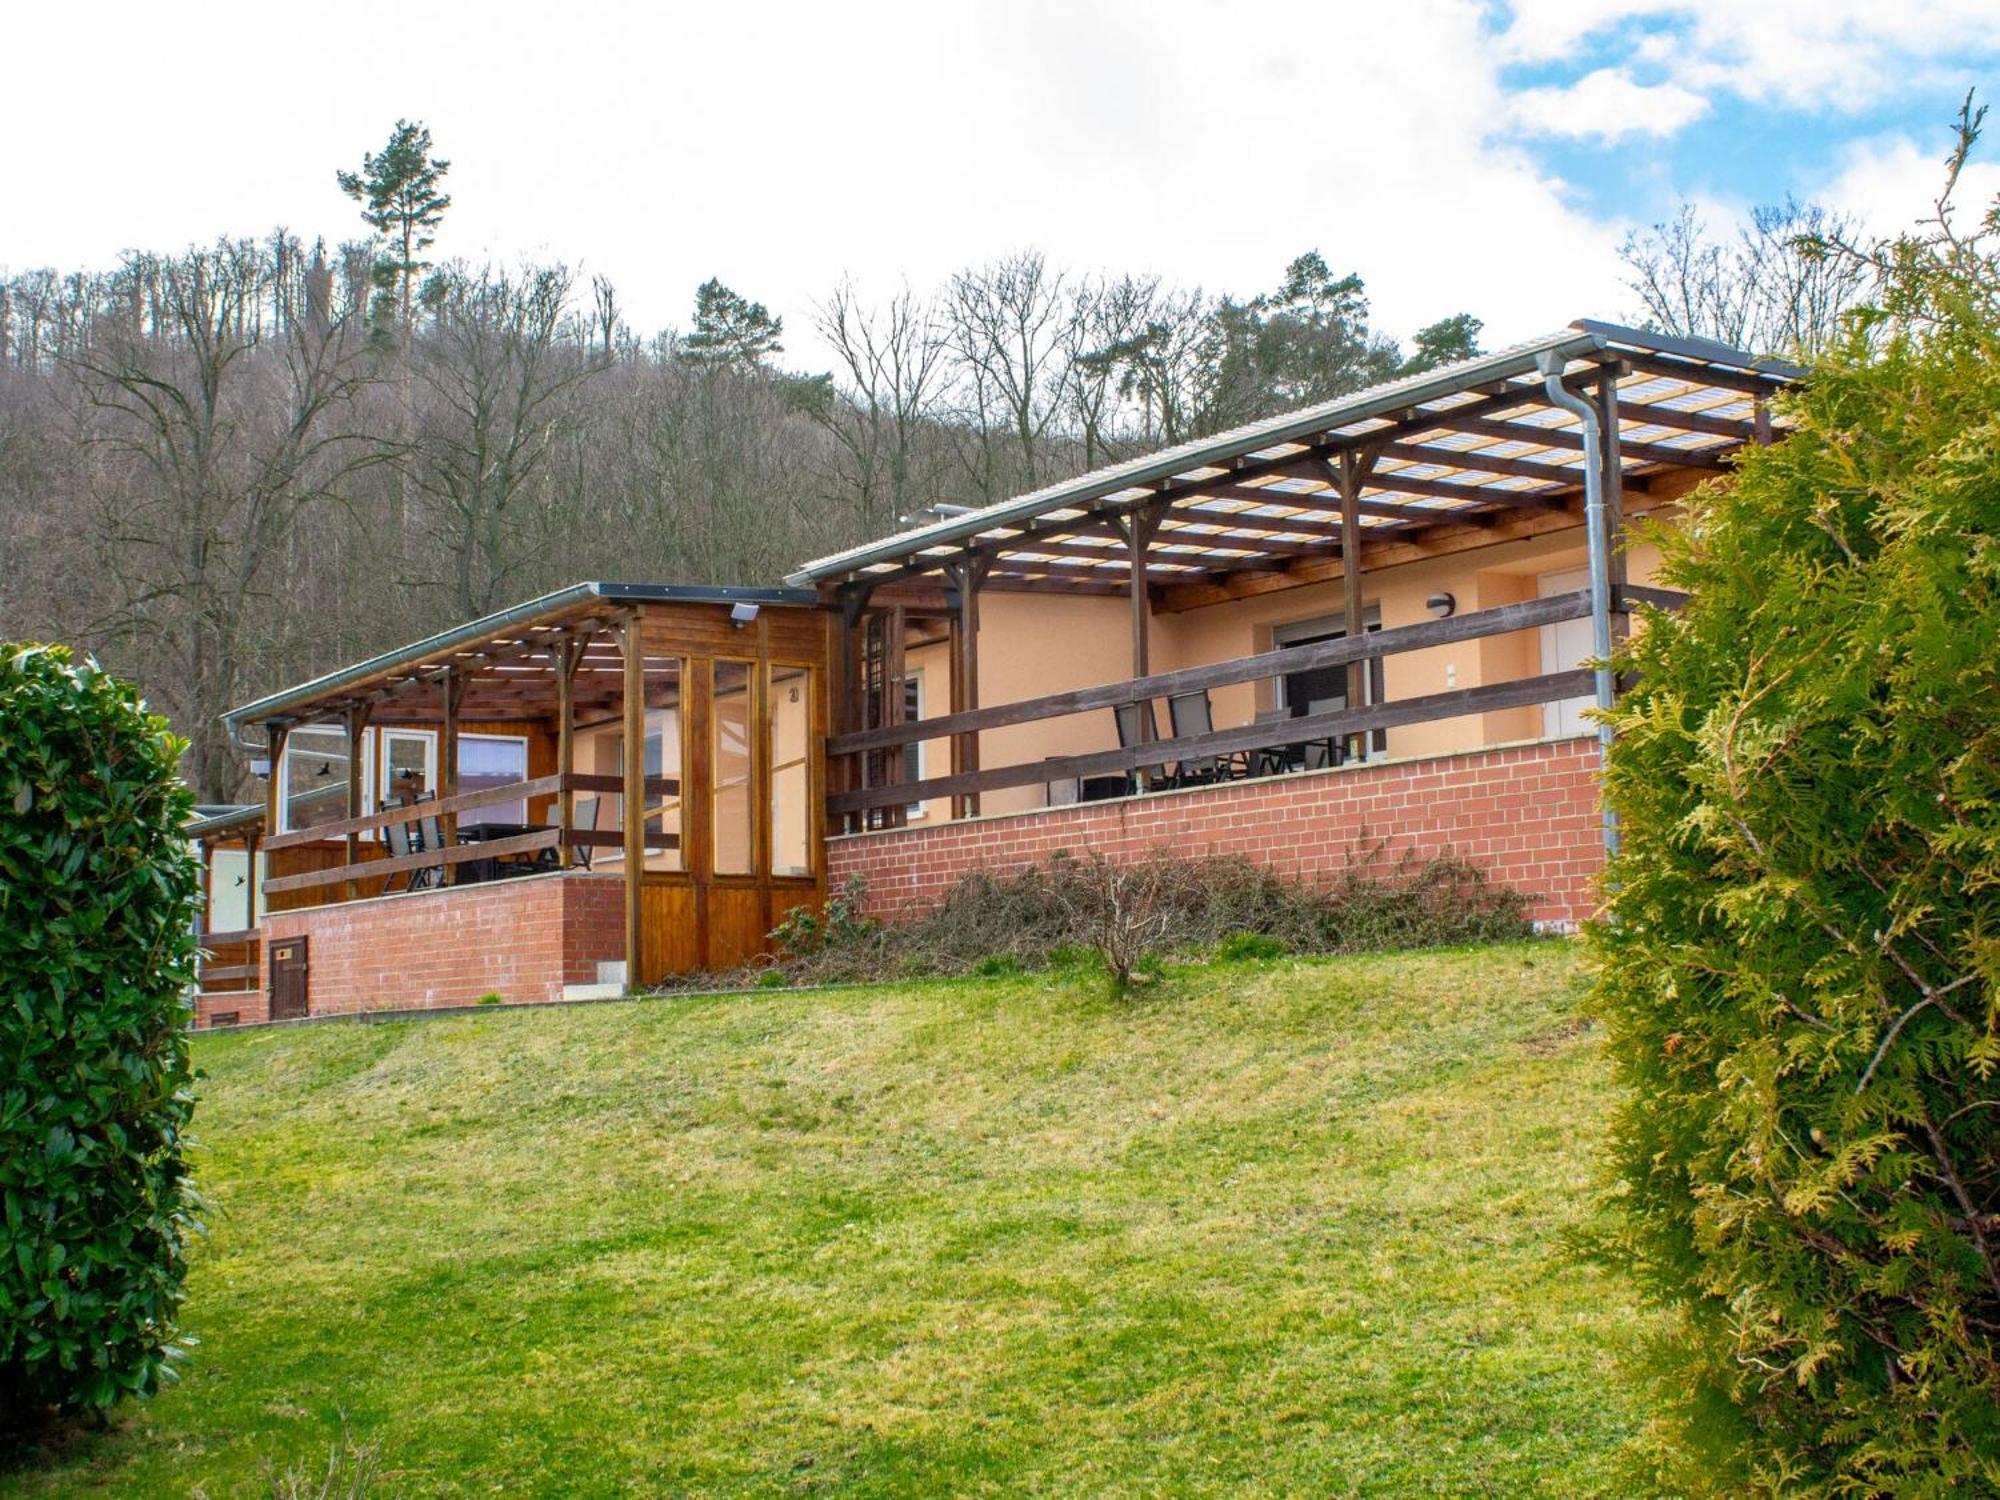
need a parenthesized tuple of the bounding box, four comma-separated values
(0, 124, 1859, 797)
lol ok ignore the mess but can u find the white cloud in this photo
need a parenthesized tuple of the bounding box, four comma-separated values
(1816, 132, 2000, 238)
(1499, 1, 2000, 114)
(0, 0, 1631, 367)
(1510, 68, 1711, 143)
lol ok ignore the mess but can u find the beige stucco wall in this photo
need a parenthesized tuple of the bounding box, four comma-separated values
(890, 508, 1675, 821)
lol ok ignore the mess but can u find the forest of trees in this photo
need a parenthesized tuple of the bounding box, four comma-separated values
(0, 121, 1859, 798)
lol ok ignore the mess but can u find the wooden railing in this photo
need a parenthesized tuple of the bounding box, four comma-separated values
(198, 929, 262, 991)
(826, 586, 1684, 820)
(261, 772, 679, 899)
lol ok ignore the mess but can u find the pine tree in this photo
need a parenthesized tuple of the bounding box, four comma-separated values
(683, 279, 783, 369)
(337, 120, 452, 332)
(1398, 313, 1484, 376)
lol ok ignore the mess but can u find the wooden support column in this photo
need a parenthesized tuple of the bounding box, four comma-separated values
(1114, 505, 1164, 787)
(1124, 508, 1161, 680)
(944, 555, 989, 819)
(1593, 366, 1628, 599)
(1752, 396, 1774, 446)
(263, 722, 289, 840)
(833, 586, 871, 836)
(342, 703, 372, 900)
(439, 667, 463, 882)
(880, 604, 908, 828)
(553, 635, 584, 868)
(619, 615, 645, 990)
(1336, 447, 1379, 757)
(244, 830, 260, 929)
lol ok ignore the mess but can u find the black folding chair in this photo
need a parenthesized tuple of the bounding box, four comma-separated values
(569, 796, 599, 870)
(383, 814, 424, 893)
(412, 800, 450, 890)
(1167, 690, 1249, 784)
(1251, 707, 1296, 778)
(1114, 700, 1169, 792)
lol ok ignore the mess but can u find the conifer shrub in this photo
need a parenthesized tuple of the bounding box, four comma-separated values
(1590, 176, 2000, 1489)
(0, 645, 202, 1428)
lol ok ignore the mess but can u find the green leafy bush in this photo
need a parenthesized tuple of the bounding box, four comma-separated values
(0, 645, 202, 1427)
(1590, 183, 2000, 1488)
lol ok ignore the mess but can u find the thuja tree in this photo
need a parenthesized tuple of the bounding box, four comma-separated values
(1590, 133, 2000, 1490)
(0, 645, 202, 1425)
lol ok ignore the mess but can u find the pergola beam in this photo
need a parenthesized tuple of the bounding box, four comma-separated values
(831, 372, 1609, 590)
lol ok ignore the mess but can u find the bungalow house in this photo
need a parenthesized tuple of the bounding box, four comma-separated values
(188, 319, 1798, 1024)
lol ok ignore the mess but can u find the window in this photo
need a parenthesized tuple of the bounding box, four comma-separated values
(712, 661, 754, 876)
(277, 724, 366, 834)
(769, 665, 813, 877)
(204, 846, 263, 932)
(1273, 610, 1385, 758)
(640, 698, 685, 872)
(459, 734, 528, 825)
(379, 728, 437, 808)
(585, 659, 685, 873)
(902, 674, 926, 819)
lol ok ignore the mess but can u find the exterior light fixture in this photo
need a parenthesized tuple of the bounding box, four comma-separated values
(729, 602, 761, 629)
(1426, 592, 1456, 619)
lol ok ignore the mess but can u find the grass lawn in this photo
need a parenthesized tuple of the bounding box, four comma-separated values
(3, 942, 1655, 1497)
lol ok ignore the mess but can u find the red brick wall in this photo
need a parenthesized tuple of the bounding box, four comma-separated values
(261, 872, 625, 1018)
(195, 989, 267, 1028)
(828, 736, 1606, 930)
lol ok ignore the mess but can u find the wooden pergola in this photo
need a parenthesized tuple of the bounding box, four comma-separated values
(788, 320, 1801, 825)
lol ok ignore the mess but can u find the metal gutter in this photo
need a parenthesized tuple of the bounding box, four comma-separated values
(1535, 352, 1619, 860)
(222, 580, 821, 752)
(783, 324, 1617, 586)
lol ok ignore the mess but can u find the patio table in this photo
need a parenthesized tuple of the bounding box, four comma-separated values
(454, 821, 555, 882)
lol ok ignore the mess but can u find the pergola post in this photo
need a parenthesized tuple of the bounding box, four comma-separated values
(244, 830, 260, 929)
(834, 586, 871, 836)
(439, 666, 463, 882)
(342, 703, 371, 901)
(880, 604, 908, 828)
(1336, 447, 1379, 759)
(1124, 508, 1160, 680)
(945, 555, 988, 819)
(264, 722, 289, 843)
(1117, 505, 1162, 787)
(619, 614, 645, 991)
(553, 636, 583, 868)
(1593, 366, 1628, 604)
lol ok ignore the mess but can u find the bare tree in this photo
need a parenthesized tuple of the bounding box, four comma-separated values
(811, 278, 950, 534)
(406, 262, 597, 615)
(944, 252, 1084, 501)
(66, 243, 377, 796)
(1621, 198, 1870, 357)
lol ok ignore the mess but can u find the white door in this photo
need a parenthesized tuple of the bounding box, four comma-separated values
(1538, 567, 1593, 738)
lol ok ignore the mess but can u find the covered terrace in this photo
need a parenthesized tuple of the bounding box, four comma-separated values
(788, 320, 1801, 838)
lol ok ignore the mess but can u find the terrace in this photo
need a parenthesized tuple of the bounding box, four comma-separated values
(789, 320, 1797, 924)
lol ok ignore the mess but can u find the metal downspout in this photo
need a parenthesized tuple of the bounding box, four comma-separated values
(1535, 351, 1620, 860)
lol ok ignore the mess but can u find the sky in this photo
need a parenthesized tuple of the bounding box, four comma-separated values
(8, 0, 2000, 369)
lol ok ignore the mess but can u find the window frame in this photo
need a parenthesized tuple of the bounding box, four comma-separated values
(767, 661, 817, 880)
(377, 727, 439, 817)
(1272, 608, 1386, 758)
(456, 731, 531, 825)
(276, 723, 371, 836)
